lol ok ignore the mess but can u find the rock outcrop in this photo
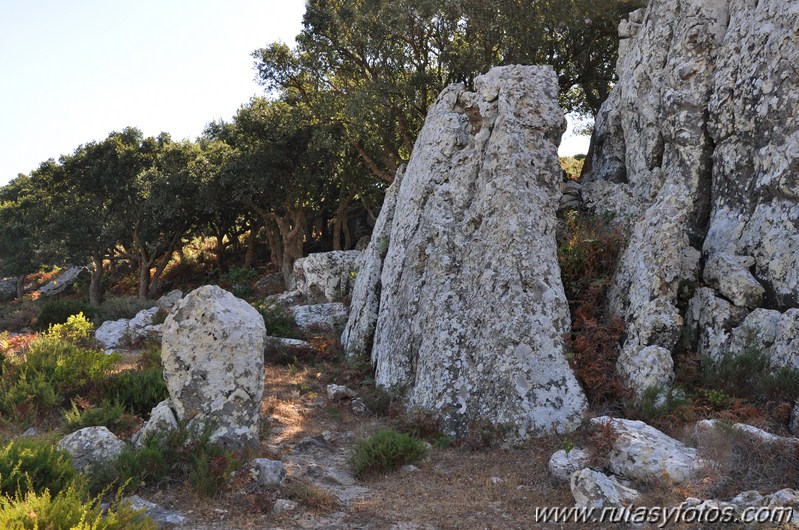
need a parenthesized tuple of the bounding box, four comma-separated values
(291, 250, 362, 303)
(585, 0, 799, 395)
(37, 266, 87, 296)
(161, 285, 266, 450)
(346, 65, 587, 439)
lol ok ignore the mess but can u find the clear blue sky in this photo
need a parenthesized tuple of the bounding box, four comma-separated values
(0, 1, 587, 186)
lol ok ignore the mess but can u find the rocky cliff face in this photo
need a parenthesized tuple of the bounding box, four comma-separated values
(586, 0, 799, 393)
(345, 65, 587, 439)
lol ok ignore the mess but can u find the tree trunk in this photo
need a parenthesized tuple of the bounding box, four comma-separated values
(215, 232, 225, 276)
(332, 190, 353, 251)
(89, 256, 104, 307)
(264, 220, 283, 270)
(137, 253, 151, 301)
(15, 274, 25, 300)
(243, 220, 261, 269)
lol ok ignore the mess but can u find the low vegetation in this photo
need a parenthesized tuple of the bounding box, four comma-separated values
(350, 428, 427, 477)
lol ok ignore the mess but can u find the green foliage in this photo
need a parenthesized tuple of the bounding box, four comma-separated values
(0, 438, 76, 498)
(700, 388, 731, 408)
(95, 297, 155, 324)
(101, 352, 167, 418)
(638, 385, 690, 421)
(258, 303, 301, 339)
(560, 156, 585, 180)
(0, 333, 117, 418)
(0, 484, 156, 530)
(699, 336, 799, 403)
(64, 400, 138, 435)
(350, 428, 427, 477)
(220, 267, 259, 287)
(45, 313, 94, 346)
(37, 301, 95, 331)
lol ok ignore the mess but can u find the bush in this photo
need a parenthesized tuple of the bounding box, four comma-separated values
(281, 478, 338, 513)
(0, 484, 156, 529)
(0, 438, 76, 497)
(101, 350, 167, 418)
(259, 304, 301, 339)
(95, 296, 155, 324)
(220, 267, 260, 298)
(45, 312, 94, 347)
(64, 399, 139, 435)
(350, 428, 427, 477)
(36, 300, 95, 330)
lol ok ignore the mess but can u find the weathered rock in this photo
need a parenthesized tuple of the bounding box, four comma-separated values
(342, 167, 405, 357)
(686, 287, 748, 360)
(771, 309, 799, 370)
(327, 384, 357, 401)
(38, 266, 87, 296)
(695, 419, 799, 449)
(570, 468, 640, 509)
(132, 400, 178, 448)
(292, 251, 362, 303)
(255, 273, 286, 296)
(362, 65, 587, 440)
(95, 319, 129, 352)
(248, 458, 286, 488)
(548, 448, 591, 482)
(273, 499, 298, 514)
(703, 253, 765, 308)
(57, 427, 126, 472)
(161, 285, 266, 450)
(291, 303, 348, 334)
(591, 417, 706, 483)
(122, 496, 188, 527)
(156, 289, 183, 311)
(617, 345, 674, 398)
(586, 0, 799, 382)
(265, 290, 304, 307)
(723, 308, 799, 368)
(128, 307, 159, 342)
(791, 401, 799, 435)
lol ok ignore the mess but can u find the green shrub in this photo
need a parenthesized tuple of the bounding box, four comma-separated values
(45, 312, 94, 347)
(350, 428, 427, 477)
(0, 334, 117, 417)
(102, 362, 167, 418)
(0, 438, 76, 497)
(64, 400, 139, 435)
(638, 385, 690, 420)
(0, 484, 156, 529)
(36, 300, 95, 330)
(259, 304, 301, 339)
(220, 267, 260, 298)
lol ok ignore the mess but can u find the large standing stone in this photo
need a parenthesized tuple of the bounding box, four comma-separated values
(342, 166, 405, 357)
(161, 285, 266, 450)
(361, 65, 587, 440)
(291, 250, 362, 303)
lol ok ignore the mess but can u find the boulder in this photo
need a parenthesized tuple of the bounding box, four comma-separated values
(591, 417, 707, 483)
(95, 319, 129, 352)
(248, 458, 286, 488)
(121, 496, 188, 528)
(695, 419, 799, 449)
(327, 384, 357, 401)
(291, 303, 348, 334)
(342, 166, 405, 357)
(570, 468, 640, 509)
(57, 427, 126, 472)
(156, 289, 183, 312)
(356, 65, 587, 440)
(132, 400, 178, 448)
(127, 307, 159, 343)
(616, 345, 674, 398)
(255, 273, 286, 296)
(548, 447, 591, 482)
(38, 266, 87, 296)
(292, 250, 362, 303)
(161, 285, 266, 450)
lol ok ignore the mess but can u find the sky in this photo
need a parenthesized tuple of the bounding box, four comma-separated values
(0, 1, 588, 186)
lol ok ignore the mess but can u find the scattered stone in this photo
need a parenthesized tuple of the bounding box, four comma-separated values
(273, 499, 299, 514)
(350, 398, 369, 416)
(326, 384, 357, 401)
(95, 319, 129, 352)
(323, 468, 356, 487)
(127, 306, 159, 343)
(133, 400, 178, 448)
(248, 458, 287, 488)
(57, 427, 126, 472)
(291, 303, 348, 334)
(294, 434, 330, 452)
(38, 266, 87, 296)
(305, 464, 324, 478)
(122, 496, 188, 527)
(401, 465, 420, 473)
(255, 273, 286, 296)
(570, 468, 640, 509)
(548, 447, 591, 482)
(265, 290, 305, 307)
(21, 427, 37, 437)
(161, 285, 266, 450)
(292, 250, 362, 303)
(703, 253, 765, 308)
(591, 417, 707, 483)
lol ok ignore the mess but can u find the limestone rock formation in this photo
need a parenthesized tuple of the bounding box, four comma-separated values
(37, 266, 87, 296)
(585, 0, 799, 395)
(161, 285, 266, 450)
(548, 447, 591, 482)
(341, 167, 405, 357)
(292, 250, 362, 303)
(348, 65, 587, 440)
(291, 303, 348, 334)
(132, 400, 178, 448)
(570, 468, 640, 510)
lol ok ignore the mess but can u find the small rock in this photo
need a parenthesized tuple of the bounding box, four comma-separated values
(57, 427, 126, 472)
(265, 290, 304, 307)
(401, 465, 420, 473)
(326, 384, 357, 401)
(305, 464, 324, 478)
(273, 499, 299, 514)
(323, 468, 356, 487)
(350, 398, 369, 416)
(570, 468, 640, 509)
(294, 434, 330, 452)
(122, 496, 188, 527)
(21, 427, 37, 437)
(292, 251, 362, 303)
(291, 303, 349, 334)
(156, 289, 183, 311)
(38, 266, 86, 296)
(132, 400, 178, 448)
(95, 319, 129, 352)
(249, 458, 287, 488)
(489, 476, 504, 485)
(548, 447, 591, 481)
